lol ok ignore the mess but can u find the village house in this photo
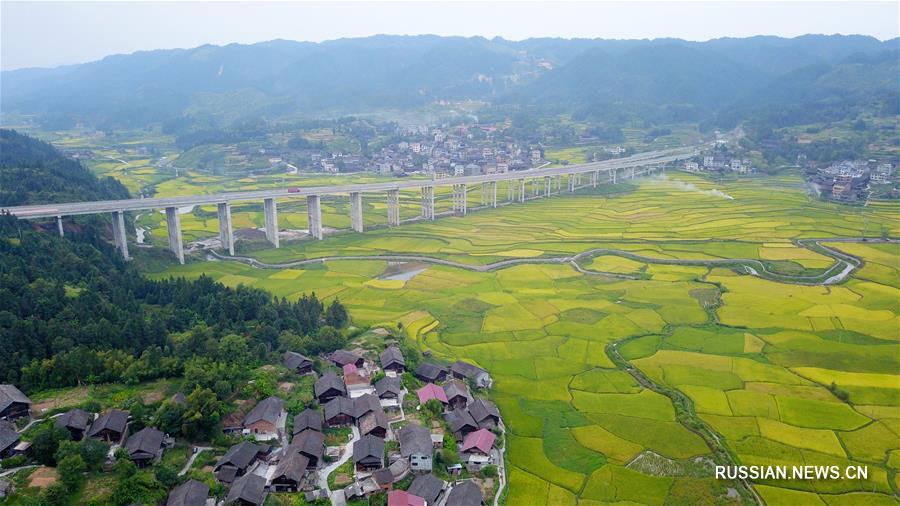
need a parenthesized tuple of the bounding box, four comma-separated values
(353, 435, 385, 472)
(343, 363, 371, 396)
(166, 479, 209, 506)
(0, 426, 20, 459)
(447, 480, 485, 506)
(379, 346, 406, 374)
(443, 380, 473, 410)
(408, 474, 446, 506)
(450, 361, 492, 388)
(416, 383, 449, 407)
(315, 372, 347, 403)
(330, 349, 365, 369)
(387, 490, 426, 506)
(225, 473, 268, 506)
(54, 408, 93, 441)
(445, 408, 478, 438)
(324, 396, 356, 427)
(375, 376, 403, 408)
(358, 409, 390, 439)
(0, 385, 31, 420)
(87, 409, 128, 443)
(415, 362, 448, 384)
(270, 447, 310, 492)
(242, 396, 286, 440)
(124, 427, 166, 468)
(460, 429, 496, 471)
(290, 430, 325, 468)
(398, 423, 433, 472)
(292, 408, 323, 437)
(283, 351, 314, 375)
(354, 393, 382, 420)
(214, 441, 269, 484)
(468, 399, 502, 429)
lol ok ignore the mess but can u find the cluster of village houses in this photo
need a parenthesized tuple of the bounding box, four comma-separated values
(0, 344, 503, 506)
(805, 158, 896, 203)
(286, 123, 545, 179)
(683, 152, 754, 175)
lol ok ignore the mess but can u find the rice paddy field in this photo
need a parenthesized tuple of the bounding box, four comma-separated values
(140, 171, 900, 505)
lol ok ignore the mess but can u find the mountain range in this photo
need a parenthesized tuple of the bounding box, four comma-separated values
(1, 34, 897, 130)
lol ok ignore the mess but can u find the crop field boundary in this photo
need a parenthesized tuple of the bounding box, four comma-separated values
(205, 237, 895, 286)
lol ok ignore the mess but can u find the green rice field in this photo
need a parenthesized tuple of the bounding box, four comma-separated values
(139, 171, 899, 504)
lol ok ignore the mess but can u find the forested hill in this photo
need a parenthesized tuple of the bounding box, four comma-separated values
(1, 35, 896, 130)
(0, 132, 350, 390)
(0, 129, 129, 206)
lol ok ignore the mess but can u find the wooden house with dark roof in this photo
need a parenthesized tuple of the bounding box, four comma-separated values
(443, 380, 473, 410)
(0, 385, 31, 420)
(166, 479, 209, 506)
(292, 408, 323, 436)
(314, 371, 347, 403)
(468, 399, 501, 429)
(124, 427, 165, 467)
(414, 363, 448, 383)
(446, 480, 484, 506)
(284, 351, 314, 375)
(225, 473, 268, 505)
(54, 408, 93, 441)
(445, 408, 478, 438)
(87, 409, 128, 443)
(352, 435, 384, 472)
(408, 474, 446, 506)
(329, 349, 365, 368)
(323, 396, 355, 427)
(290, 430, 325, 468)
(270, 446, 310, 492)
(379, 346, 406, 374)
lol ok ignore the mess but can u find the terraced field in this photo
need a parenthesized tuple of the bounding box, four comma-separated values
(145, 172, 900, 505)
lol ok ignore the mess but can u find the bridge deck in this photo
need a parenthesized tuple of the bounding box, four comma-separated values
(2, 147, 694, 219)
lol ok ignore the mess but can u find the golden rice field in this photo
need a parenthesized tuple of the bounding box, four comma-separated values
(145, 172, 900, 505)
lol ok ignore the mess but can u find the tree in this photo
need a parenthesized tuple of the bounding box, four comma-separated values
(31, 425, 69, 466)
(181, 387, 221, 440)
(325, 299, 349, 328)
(57, 454, 86, 491)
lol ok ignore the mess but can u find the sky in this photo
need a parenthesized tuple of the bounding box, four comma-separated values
(2, 1, 898, 71)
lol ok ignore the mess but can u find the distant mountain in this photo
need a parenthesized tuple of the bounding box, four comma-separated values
(1, 34, 896, 130)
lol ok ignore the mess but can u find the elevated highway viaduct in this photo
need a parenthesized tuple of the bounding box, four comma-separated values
(2, 146, 696, 263)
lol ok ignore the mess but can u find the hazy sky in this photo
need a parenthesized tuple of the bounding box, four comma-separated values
(2, 1, 898, 71)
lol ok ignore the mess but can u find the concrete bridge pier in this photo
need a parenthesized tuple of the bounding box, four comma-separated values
(453, 184, 468, 215)
(568, 174, 576, 192)
(489, 181, 498, 208)
(387, 189, 400, 226)
(611, 169, 617, 184)
(164, 207, 183, 264)
(350, 192, 363, 233)
(592, 171, 599, 188)
(544, 176, 552, 197)
(56, 216, 64, 237)
(112, 210, 130, 260)
(420, 186, 435, 220)
(216, 202, 234, 255)
(307, 195, 323, 240)
(263, 197, 280, 248)
(506, 181, 514, 202)
(629, 167, 636, 180)
(554, 175, 562, 193)
(519, 178, 526, 203)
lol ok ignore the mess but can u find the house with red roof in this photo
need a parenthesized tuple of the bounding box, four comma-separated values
(416, 383, 448, 406)
(460, 428, 495, 471)
(387, 490, 426, 506)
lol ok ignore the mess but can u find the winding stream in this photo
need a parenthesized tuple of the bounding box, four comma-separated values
(204, 237, 893, 286)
